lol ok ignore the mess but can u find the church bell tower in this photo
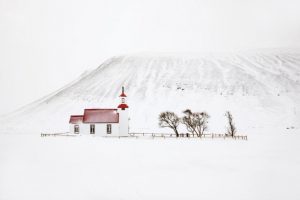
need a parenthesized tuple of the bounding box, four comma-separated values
(117, 87, 129, 136)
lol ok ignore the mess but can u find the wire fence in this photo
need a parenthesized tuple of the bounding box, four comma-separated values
(40, 132, 75, 137)
(41, 132, 247, 140)
(129, 133, 248, 140)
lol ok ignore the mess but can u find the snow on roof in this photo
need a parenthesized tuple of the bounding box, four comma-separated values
(69, 115, 83, 124)
(83, 109, 119, 123)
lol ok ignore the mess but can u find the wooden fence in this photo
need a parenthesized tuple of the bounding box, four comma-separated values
(40, 132, 75, 137)
(130, 133, 247, 140)
(41, 132, 247, 140)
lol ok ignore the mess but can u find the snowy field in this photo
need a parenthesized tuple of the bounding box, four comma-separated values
(1, 129, 300, 200)
(0, 50, 299, 199)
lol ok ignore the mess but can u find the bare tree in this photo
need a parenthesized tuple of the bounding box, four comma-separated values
(194, 112, 210, 137)
(182, 109, 198, 137)
(225, 111, 236, 137)
(159, 111, 180, 137)
(182, 109, 210, 137)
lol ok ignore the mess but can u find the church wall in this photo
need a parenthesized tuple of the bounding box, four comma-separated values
(79, 123, 120, 136)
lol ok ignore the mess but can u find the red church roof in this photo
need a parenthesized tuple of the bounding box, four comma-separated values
(82, 109, 119, 123)
(69, 115, 83, 124)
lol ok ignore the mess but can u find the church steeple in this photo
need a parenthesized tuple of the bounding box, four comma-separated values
(120, 86, 127, 97)
(117, 86, 129, 110)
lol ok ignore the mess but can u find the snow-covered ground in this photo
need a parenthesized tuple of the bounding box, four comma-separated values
(0, 50, 299, 199)
(0, 128, 299, 200)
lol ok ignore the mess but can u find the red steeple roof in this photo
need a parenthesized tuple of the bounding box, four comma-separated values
(119, 86, 127, 97)
(117, 104, 129, 109)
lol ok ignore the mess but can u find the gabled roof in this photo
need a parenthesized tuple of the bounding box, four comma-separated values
(69, 115, 83, 124)
(83, 109, 119, 123)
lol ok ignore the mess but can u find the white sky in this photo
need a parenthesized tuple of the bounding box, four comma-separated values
(0, 0, 300, 115)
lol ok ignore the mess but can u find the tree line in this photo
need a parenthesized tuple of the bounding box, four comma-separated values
(159, 110, 236, 137)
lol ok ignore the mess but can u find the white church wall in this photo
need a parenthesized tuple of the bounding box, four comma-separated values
(79, 124, 90, 135)
(69, 124, 74, 134)
(118, 109, 129, 136)
(79, 123, 119, 136)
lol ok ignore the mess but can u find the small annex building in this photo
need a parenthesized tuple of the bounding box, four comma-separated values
(69, 87, 129, 136)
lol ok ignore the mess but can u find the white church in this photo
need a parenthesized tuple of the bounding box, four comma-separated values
(69, 87, 129, 136)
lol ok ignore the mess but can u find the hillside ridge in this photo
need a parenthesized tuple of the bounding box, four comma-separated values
(1, 51, 299, 134)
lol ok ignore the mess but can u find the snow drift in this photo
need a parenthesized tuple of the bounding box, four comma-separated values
(1, 50, 300, 134)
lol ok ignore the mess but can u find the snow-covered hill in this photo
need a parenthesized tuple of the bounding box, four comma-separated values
(1, 50, 300, 134)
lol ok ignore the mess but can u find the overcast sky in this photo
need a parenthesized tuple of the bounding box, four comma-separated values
(0, 0, 300, 115)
